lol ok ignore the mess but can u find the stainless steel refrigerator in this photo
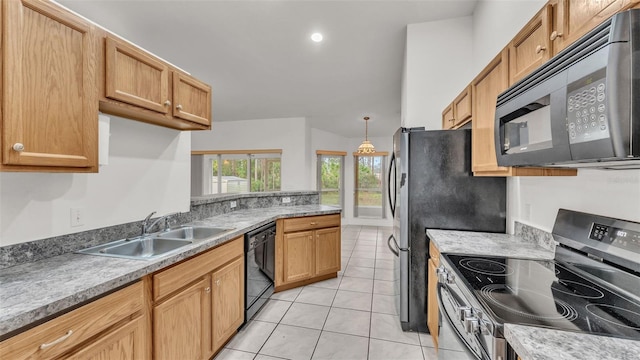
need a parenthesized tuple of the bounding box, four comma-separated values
(387, 128, 506, 332)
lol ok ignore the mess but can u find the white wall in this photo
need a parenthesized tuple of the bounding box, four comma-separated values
(0, 116, 191, 246)
(191, 117, 312, 191)
(402, 16, 473, 130)
(472, 0, 640, 232)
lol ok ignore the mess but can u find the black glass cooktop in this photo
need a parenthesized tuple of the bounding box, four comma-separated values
(445, 254, 640, 339)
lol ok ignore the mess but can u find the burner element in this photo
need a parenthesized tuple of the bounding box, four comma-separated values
(553, 280, 605, 299)
(481, 284, 578, 321)
(585, 304, 640, 330)
(459, 258, 514, 276)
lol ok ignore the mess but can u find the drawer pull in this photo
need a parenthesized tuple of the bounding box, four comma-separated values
(310, 222, 318, 225)
(535, 45, 546, 54)
(40, 330, 73, 350)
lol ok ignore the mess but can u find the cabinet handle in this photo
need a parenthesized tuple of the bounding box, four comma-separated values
(535, 45, 546, 54)
(310, 222, 318, 225)
(449, 119, 455, 123)
(550, 31, 563, 41)
(12, 143, 24, 152)
(40, 330, 73, 350)
(215, 279, 221, 287)
(205, 286, 211, 293)
(176, 104, 183, 111)
(164, 100, 171, 106)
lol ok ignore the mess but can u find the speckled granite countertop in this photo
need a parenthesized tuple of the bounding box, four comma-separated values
(505, 324, 640, 360)
(427, 229, 640, 360)
(0, 205, 340, 338)
(426, 229, 554, 259)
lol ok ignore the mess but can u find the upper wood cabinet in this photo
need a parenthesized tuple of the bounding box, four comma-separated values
(550, 0, 639, 54)
(471, 50, 511, 176)
(1, 0, 99, 172)
(442, 85, 472, 130)
(100, 36, 212, 130)
(508, 5, 552, 85)
(105, 37, 170, 114)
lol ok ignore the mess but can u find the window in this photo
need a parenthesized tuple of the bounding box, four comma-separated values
(354, 153, 388, 219)
(316, 151, 346, 211)
(201, 150, 281, 195)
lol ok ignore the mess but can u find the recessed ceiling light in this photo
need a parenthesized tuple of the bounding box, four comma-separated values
(311, 33, 323, 42)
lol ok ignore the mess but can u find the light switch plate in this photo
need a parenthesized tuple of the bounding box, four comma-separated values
(282, 197, 291, 204)
(230, 200, 237, 208)
(70, 208, 84, 227)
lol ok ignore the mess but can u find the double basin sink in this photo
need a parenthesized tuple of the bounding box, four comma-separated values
(77, 226, 233, 260)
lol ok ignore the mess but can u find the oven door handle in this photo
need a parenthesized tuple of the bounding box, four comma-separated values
(437, 282, 489, 360)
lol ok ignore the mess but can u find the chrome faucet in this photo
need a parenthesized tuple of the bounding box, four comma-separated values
(141, 211, 178, 236)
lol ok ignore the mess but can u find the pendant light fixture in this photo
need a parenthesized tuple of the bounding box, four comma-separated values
(357, 116, 376, 154)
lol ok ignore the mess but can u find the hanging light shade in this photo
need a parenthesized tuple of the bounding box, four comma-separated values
(357, 116, 376, 154)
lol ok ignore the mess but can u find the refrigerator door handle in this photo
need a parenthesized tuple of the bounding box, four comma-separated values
(387, 234, 399, 257)
(388, 152, 396, 217)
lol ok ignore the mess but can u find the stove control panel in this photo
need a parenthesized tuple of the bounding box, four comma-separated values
(590, 222, 640, 252)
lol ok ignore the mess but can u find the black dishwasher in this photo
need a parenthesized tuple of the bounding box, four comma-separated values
(244, 222, 275, 323)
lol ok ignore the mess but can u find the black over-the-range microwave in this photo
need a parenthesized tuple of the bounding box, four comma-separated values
(495, 9, 640, 170)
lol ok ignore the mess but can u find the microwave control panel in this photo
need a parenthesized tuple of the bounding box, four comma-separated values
(566, 78, 610, 144)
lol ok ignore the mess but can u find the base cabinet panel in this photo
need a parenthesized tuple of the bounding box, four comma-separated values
(427, 258, 439, 348)
(212, 257, 244, 353)
(283, 231, 315, 283)
(315, 227, 341, 276)
(67, 316, 147, 360)
(153, 277, 212, 360)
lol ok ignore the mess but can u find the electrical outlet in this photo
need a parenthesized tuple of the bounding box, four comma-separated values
(230, 200, 237, 209)
(70, 208, 84, 227)
(282, 197, 291, 204)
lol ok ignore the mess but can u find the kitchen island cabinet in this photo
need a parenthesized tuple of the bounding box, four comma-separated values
(0, 281, 149, 360)
(275, 214, 341, 291)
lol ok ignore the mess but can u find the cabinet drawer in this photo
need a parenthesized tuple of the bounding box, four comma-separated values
(429, 241, 440, 267)
(0, 281, 143, 360)
(153, 237, 243, 301)
(282, 214, 340, 233)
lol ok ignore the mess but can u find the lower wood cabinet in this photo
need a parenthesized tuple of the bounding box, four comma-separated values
(427, 242, 440, 348)
(154, 277, 211, 360)
(275, 214, 341, 291)
(152, 236, 244, 359)
(0, 281, 149, 360)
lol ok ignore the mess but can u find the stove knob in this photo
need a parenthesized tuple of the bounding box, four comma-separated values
(458, 306, 472, 321)
(464, 317, 480, 335)
(436, 267, 456, 284)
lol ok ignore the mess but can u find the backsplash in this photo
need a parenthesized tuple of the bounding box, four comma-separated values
(514, 221, 555, 251)
(0, 191, 319, 269)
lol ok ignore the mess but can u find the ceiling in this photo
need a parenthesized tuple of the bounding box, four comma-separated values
(59, 0, 478, 138)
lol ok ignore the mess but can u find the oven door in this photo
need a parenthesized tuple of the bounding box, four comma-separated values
(437, 282, 490, 360)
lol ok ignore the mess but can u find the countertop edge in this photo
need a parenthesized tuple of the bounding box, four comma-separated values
(504, 324, 640, 360)
(0, 206, 340, 338)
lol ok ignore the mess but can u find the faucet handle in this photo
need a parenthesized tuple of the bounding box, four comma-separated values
(143, 211, 157, 224)
(141, 211, 157, 236)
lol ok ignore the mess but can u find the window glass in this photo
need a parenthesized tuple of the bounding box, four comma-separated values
(317, 155, 344, 208)
(354, 155, 386, 218)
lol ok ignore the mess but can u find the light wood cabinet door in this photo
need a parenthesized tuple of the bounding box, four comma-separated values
(212, 256, 244, 353)
(105, 36, 170, 114)
(314, 227, 341, 277)
(154, 277, 211, 360)
(471, 49, 511, 176)
(67, 316, 148, 360)
(442, 104, 455, 130)
(1, 0, 98, 171)
(427, 258, 439, 349)
(452, 85, 472, 127)
(508, 5, 552, 85)
(283, 231, 315, 283)
(172, 72, 212, 126)
(552, 0, 634, 54)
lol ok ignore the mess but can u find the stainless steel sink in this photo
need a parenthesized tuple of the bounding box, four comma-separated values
(155, 226, 233, 241)
(77, 237, 192, 260)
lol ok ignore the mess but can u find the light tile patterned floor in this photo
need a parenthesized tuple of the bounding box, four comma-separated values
(214, 225, 438, 360)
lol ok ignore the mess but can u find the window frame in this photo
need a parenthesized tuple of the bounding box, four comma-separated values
(353, 152, 388, 219)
